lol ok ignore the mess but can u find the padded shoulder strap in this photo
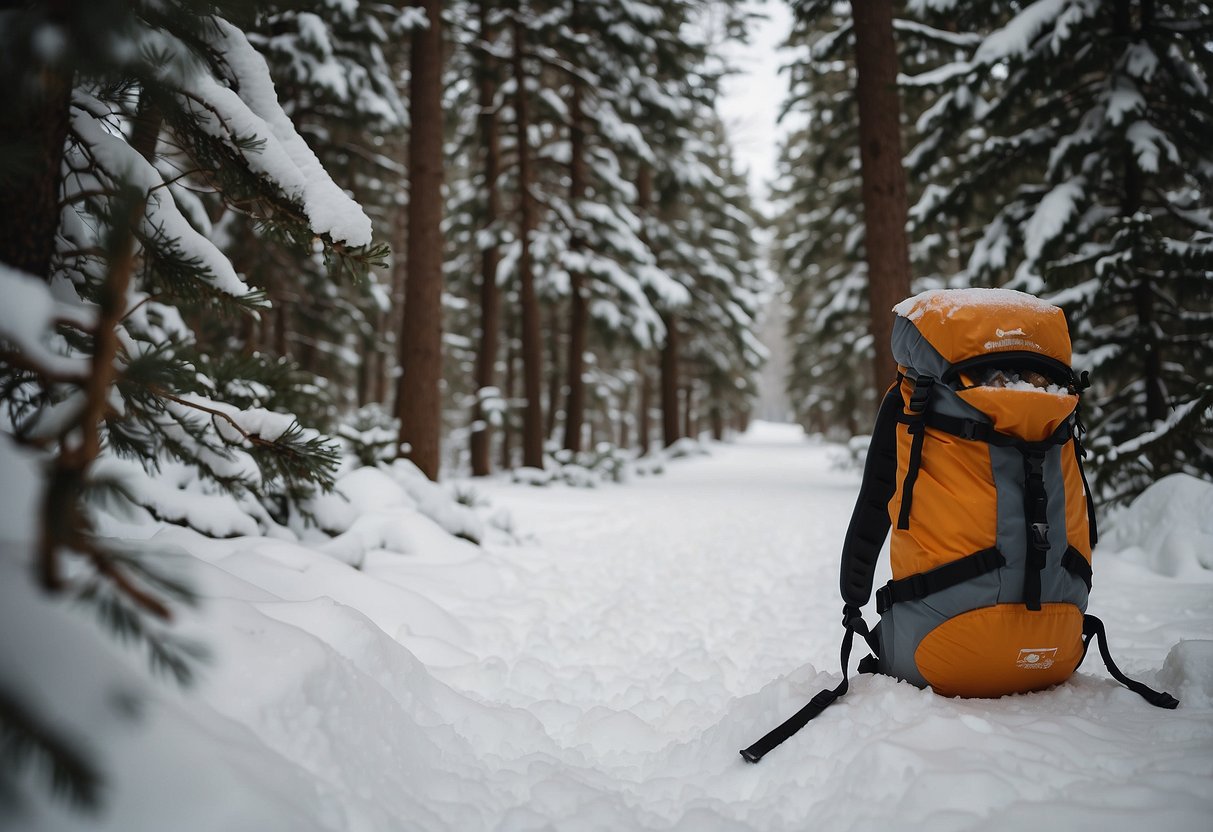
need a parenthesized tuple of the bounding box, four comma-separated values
(840, 384, 902, 607)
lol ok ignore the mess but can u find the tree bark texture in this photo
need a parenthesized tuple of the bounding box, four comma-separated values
(396, 0, 446, 480)
(561, 71, 589, 453)
(545, 303, 562, 440)
(0, 46, 72, 278)
(471, 0, 502, 476)
(638, 354, 651, 455)
(513, 6, 545, 469)
(501, 324, 516, 470)
(851, 0, 912, 400)
(661, 313, 681, 447)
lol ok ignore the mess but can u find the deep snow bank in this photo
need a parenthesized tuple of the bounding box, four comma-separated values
(1100, 473, 1213, 578)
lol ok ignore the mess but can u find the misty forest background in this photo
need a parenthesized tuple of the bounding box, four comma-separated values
(0, 0, 1211, 813)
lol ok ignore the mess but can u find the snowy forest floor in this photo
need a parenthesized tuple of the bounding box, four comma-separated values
(12, 423, 1213, 831)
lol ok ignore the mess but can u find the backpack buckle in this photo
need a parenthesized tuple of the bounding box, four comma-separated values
(908, 376, 935, 414)
(1030, 522, 1050, 548)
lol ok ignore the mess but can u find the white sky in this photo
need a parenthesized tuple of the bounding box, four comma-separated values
(716, 0, 795, 215)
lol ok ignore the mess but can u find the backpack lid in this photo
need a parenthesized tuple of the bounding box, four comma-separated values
(893, 288, 1072, 369)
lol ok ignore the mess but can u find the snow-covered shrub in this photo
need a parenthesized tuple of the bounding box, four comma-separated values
(663, 437, 710, 460)
(337, 404, 401, 468)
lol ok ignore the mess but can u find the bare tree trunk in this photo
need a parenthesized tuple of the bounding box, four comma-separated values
(513, 5, 545, 469)
(546, 303, 562, 440)
(661, 313, 681, 447)
(471, 0, 502, 477)
(561, 73, 589, 453)
(851, 0, 912, 400)
(396, 0, 446, 480)
(384, 201, 408, 411)
(618, 377, 631, 449)
(0, 48, 72, 279)
(501, 322, 516, 470)
(638, 355, 652, 455)
(682, 382, 694, 440)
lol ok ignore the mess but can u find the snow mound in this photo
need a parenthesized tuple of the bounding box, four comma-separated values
(893, 287, 1058, 321)
(1157, 641, 1213, 709)
(1101, 473, 1213, 578)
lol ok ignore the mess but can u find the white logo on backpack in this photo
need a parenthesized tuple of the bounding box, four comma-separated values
(1016, 647, 1058, 670)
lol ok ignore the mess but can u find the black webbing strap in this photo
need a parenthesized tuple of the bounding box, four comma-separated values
(875, 548, 1005, 614)
(895, 376, 934, 530)
(1022, 450, 1049, 611)
(1080, 615, 1179, 709)
(840, 384, 903, 607)
(1061, 546, 1092, 591)
(740, 606, 871, 763)
(921, 411, 1074, 450)
(1073, 426, 1099, 549)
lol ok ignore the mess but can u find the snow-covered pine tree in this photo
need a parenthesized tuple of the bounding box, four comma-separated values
(909, 0, 1213, 502)
(673, 110, 767, 439)
(772, 4, 871, 436)
(232, 0, 407, 422)
(774, 2, 961, 436)
(0, 0, 378, 807)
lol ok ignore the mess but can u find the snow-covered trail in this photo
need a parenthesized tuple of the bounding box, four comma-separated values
(448, 423, 860, 721)
(17, 424, 1212, 832)
(377, 422, 1213, 831)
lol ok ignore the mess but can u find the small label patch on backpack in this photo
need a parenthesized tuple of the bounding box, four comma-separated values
(1016, 647, 1059, 670)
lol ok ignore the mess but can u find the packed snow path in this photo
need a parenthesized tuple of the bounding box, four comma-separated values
(404, 423, 1212, 830)
(15, 424, 1212, 832)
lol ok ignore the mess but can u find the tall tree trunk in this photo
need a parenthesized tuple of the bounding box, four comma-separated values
(682, 382, 694, 440)
(0, 43, 72, 279)
(471, 0, 502, 477)
(618, 376, 631, 449)
(501, 322, 516, 470)
(851, 0, 912, 400)
(709, 382, 724, 441)
(545, 303, 562, 439)
(638, 354, 651, 455)
(396, 0, 446, 480)
(562, 73, 589, 453)
(513, 5, 545, 469)
(661, 313, 681, 447)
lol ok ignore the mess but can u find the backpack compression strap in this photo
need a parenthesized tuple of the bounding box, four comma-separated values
(1080, 615, 1179, 709)
(740, 385, 902, 764)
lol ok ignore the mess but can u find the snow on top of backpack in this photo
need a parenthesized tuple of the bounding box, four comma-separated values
(893, 288, 1058, 322)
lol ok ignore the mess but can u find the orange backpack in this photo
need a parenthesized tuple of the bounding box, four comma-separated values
(742, 288, 1177, 763)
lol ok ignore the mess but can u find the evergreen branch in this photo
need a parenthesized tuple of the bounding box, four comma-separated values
(75, 537, 172, 621)
(74, 581, 208, 688)
(148, 386, 283, 450)
(0, 687, 102, 812)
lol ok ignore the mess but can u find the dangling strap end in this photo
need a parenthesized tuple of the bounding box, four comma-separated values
(1144, 689, 1180, 710)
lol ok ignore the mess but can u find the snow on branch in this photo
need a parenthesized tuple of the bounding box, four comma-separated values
(0, 265, 96, 382)
(184, 19, 373, 247)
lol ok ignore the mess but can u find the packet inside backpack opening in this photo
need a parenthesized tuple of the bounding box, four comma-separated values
(965, 367, 1072, 396)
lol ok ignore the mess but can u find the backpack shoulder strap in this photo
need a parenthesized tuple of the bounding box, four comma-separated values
(840, 382, 903, 608)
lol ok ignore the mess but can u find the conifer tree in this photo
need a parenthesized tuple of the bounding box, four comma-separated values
(0, 0, 378, 806)
(909, 0, 1213, 502)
